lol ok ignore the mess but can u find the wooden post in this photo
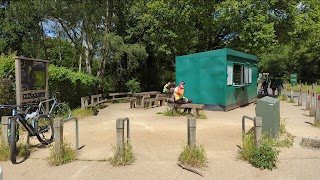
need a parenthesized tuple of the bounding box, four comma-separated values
(54, 118, 64, 156)
(254, 117, 262, 148)
(298, 88, 302, 106)
(315, 95, 320, 124)
(187, 117, 196, 149)
(306, 89, 311, 110)
(1, 116, 9, 146)
(116, 118, 125, 153)
(290, 86, 294, 102)
(0, 165, 2, 180)
(310, 92, 316, 117)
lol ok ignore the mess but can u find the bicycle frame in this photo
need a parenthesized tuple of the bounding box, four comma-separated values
(37, 96, 59, 117)
(11, 108, 37, 137)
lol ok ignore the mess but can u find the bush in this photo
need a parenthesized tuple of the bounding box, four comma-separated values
(249, 142, 279, 170)
(71, 108, 96, 119)
(125, 78, 141, 94)
(239, 131, 280, 170)
(49, 65, 102, 108)
(178, 144, 207, 168)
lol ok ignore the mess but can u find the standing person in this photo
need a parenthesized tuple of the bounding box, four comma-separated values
(174, 81, 192, 112)
(261, 79, 268, 95)
(277, 79, 283, 95)
(270, 79, 277, 96)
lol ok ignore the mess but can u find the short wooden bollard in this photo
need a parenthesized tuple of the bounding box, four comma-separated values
(1, 116, 10, 146)
(54, 118, 64, 156)
(0, 165, 2, 180)
(116, 117, 130, 153)
(187, 117, 196, 148)
(290, 87, 294, 102)
(315, 95, 320, 124)
(306, 89, 311, 110)
(254, 117, 262, 148)
(310, 92, 316, 117)
(298, 88, 302, 106)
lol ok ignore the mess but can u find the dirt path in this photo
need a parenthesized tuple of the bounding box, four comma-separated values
(1, 100, 320, 180)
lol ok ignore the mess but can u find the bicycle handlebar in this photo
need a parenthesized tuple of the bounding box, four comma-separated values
(0, 104, 35, 109)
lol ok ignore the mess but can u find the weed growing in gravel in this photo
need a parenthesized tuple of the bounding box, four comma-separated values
(0, 142, 30, 161)
(238, 131, 280, 170)
(72, 108, 95, 119)
(277, 95, 288, 101)
(178, 144, 207, 168)
(0, 143, 9, 160)
(312, 121, 320, 128)
(49, 141, 76, 166)
(276, 118, 294, 147)
(109, 143, 135, 166)
(288, 98, 295, 103)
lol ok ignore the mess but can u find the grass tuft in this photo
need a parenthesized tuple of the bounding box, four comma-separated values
(178, 144, 207, 168)
(0, 143, 9, 161)
(49, 141, 77, 166)
(72, 108, 95, 119)
(109, 143, 135, 166)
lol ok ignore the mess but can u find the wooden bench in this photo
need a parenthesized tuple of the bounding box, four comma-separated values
(144, 97, 167, 109)
(81, 94, 110, 109)
(108, 92, 132, 103)
(168, 102, 204, 117)
(127, 97, 136, 108)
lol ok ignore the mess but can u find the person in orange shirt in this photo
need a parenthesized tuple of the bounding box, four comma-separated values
(174, 81, 192, 112)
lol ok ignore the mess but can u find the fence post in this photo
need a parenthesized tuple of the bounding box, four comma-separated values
(1, 116, 9, 146)
(306, 89, 311, 110)
(310, 92, 316, 117)
(254, 117, 262, 148)
(54, 118, 64, 156)
(290, 86, 294, 102)
(298, 88, 302, 106)
(0, 165, 2, 180)
(315, 95, 320, 124)
(116, 118, 127, 153)
(187, 117, 197, 149)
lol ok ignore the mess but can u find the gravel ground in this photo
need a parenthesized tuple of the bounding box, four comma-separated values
(1, 99, 320, 180)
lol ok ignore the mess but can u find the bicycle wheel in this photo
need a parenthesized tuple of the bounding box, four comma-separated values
(35, 114, 54, 145)
(9, 118, 17, 164)
(53, 103, 71, 119)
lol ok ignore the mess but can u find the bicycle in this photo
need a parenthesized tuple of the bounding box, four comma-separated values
(37, 94, 71, 119)
(0, 104, 54, 164)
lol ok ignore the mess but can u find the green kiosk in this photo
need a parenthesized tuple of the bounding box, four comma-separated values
(176, 48, 258, 111)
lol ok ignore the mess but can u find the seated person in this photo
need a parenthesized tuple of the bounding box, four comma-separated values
(174, 81, 192, 112)
(163, 82, 171, 93)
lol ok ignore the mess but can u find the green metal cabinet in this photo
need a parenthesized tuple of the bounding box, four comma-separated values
(176, 48, 258, 111)
(255, 96, 280, 138)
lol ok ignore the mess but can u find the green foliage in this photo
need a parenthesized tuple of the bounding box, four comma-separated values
(178, 144, 207, 168)
(48, 65, 102, 108)
(239, 131, 280, 170)
(125, 78, 141, 93)
(0, 53, 15, 78)
(249, 142, 279, 170)
(49, 141, 77, 166)
(109, 143, 135, 166)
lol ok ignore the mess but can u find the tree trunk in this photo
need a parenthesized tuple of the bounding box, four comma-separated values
(97, 0, 113, 78)
(84, 39, 92, 75)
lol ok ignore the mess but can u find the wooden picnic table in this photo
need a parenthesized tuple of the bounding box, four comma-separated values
(133, 91, 161, 108)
